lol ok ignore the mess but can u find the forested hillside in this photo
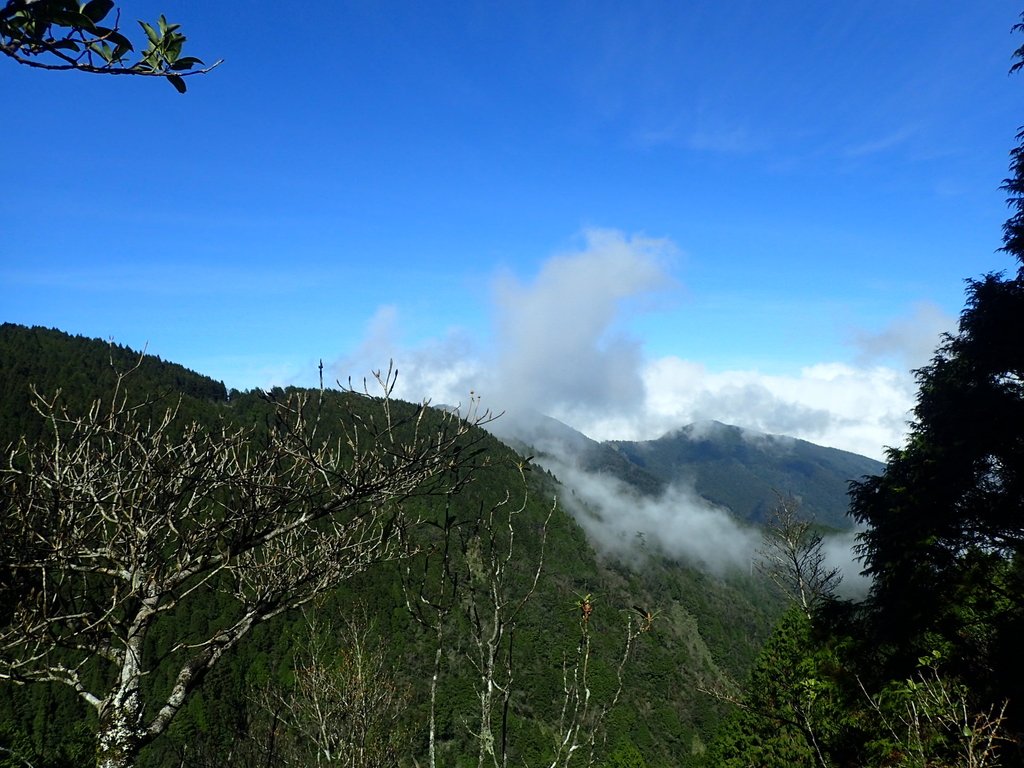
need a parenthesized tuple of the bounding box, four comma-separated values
(5, 2, 1024, 768)
(5, 185, 1022, 767)
(497, 411, 881, 530)
(5, 154, 1021, 768)
(0, 324, 783, 768)
(607, 422, 882, 529)
(0, 323, 228, 444)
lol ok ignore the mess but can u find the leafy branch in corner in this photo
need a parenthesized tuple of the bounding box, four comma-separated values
(0, 0, 220, 91)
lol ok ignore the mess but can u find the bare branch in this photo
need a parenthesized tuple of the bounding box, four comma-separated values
(756, 493, 841, 619)
(248, 607, 411, 768)
(0, 373, 486, 767)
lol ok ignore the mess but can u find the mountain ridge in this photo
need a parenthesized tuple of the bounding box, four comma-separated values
(0, 322, 783, 767)
(490, 409, 883, 530)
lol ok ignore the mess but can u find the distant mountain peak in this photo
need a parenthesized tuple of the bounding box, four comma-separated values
(664, 419, 732, 439)
(484, 408, 882, 529)
(609, 423, 882, 528)
(661, 420, 802, 452)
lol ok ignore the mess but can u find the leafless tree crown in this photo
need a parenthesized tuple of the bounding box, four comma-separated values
(0, 364, 488, 768)
(756, 493, 841, 619)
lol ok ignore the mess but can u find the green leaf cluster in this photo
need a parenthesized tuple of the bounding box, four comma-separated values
(0, 1, 212, 91)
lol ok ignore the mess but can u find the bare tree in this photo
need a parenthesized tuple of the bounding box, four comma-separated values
(0, 364, 487, 768)
(859, 656, 1009, 768)
(250, 607, 411, 768)
(403, 496, 461, 768)
(404, 461, 551, 768)
(546, 606, 649, 768)
(756, 493, 841, 619)
(405, 459, 650, 768)
(460, 477, 552, 768)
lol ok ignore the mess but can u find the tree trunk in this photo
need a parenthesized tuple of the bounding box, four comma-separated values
(96, 704, 144, 768)
(96, 688, 145, 768)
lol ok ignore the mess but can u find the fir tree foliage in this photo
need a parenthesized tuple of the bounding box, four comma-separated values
(848, 16, 1024, 719)
(708, 16, 1024, 767)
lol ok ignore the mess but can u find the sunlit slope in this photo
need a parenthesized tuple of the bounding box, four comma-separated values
(0, 323, 779, 767)
(608, 421, 882, 528)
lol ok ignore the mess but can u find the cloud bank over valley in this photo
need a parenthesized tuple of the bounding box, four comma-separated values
(326, 227, 939, 590)
(333, 228, 954, 463)
(536, 447, 871, 597)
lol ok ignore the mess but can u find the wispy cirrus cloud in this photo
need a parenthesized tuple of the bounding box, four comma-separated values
(842, 125, 918, 158)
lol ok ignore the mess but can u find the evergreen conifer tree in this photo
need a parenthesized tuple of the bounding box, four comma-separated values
(849, 11, 1024, 736)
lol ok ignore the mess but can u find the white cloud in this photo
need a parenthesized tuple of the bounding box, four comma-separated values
(538, 448, 870, 590)
(852, 300, 955, 371)
(623, 358, 915, 461)
(491, 228, 675, 414)
(331, 229, 936, 462)
(331, 305, 483, 408)
(823, 528, 871, 600)
(323, 228, 939, 586)
(843, 125, 917, 158)
(552, 459, 759, 573)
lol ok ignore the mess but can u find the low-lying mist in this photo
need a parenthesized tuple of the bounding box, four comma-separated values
(527, 438, 870, 599)
(545, 455, 759, 574)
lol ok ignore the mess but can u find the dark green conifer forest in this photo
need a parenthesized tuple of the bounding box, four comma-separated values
(0, 323, 781, 767)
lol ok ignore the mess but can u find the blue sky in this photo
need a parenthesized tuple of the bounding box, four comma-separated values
(3, 1, 1023, 458)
